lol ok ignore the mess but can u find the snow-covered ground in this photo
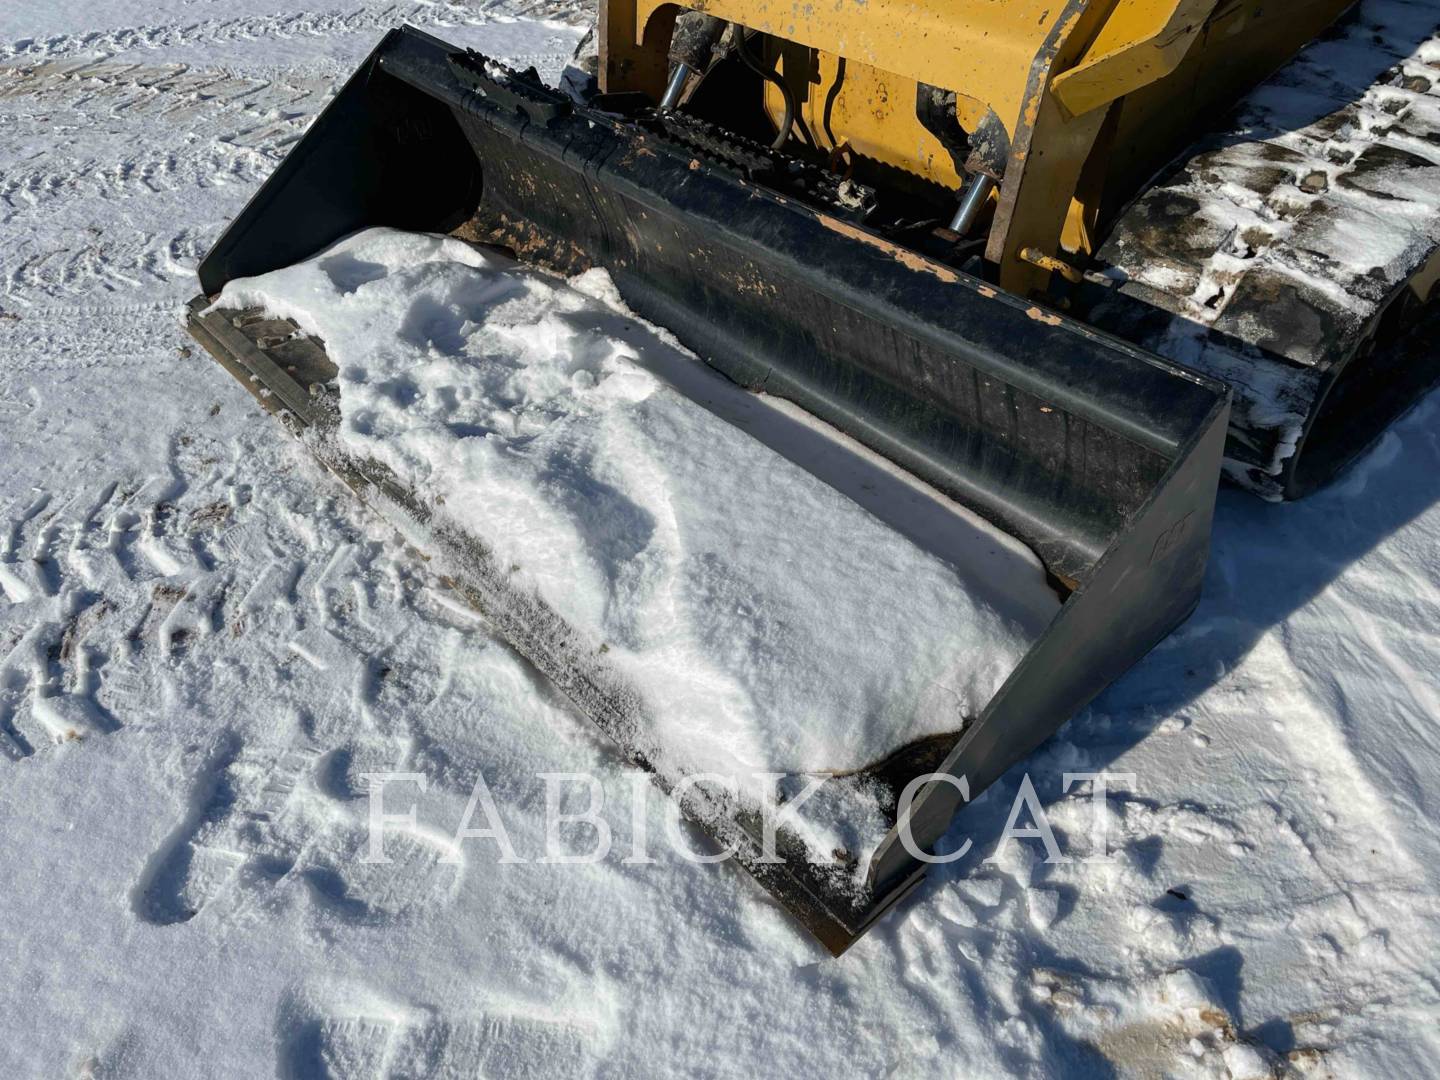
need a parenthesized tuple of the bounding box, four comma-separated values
(3, 3, 1440, 1078)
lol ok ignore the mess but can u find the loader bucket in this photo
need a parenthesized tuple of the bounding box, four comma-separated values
(190, 27, 1230, 954)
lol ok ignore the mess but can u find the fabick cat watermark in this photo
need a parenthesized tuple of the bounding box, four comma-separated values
(362, 769, 1135, 869)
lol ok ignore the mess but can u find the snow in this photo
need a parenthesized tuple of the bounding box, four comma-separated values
(215, 228, 1057, 788)
(4, 1, 1440, 1078)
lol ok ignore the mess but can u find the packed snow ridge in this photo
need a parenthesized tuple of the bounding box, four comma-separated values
(218, 228, 1060, 787)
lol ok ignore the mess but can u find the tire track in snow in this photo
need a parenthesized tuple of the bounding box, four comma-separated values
(0, 43, 562, 312)
(0, 52, 562, 218)
(0, 452, 256, 762)
(0, 484, 136, 759)
(0, 146, 265, 212)
(0, 59, 326, 309)
(0, 43, 567, 214)
(0, 2, 592, 64)
(471, 0, 597, 25)
(0, 4, 528, 64)
(0, 62, 334, 216)
(2, 225, 212, 305)
(0, 414, 496, 765)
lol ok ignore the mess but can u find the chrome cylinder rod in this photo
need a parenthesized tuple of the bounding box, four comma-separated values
(949, 173, 996, 235)
(659, 63, 693, 111)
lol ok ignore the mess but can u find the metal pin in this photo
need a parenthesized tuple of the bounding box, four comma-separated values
(949, 173, 996, 235)
(659, 63, 693, 111)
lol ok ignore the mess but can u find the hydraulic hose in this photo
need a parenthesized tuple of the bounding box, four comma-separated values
(735, 30, 796, 151)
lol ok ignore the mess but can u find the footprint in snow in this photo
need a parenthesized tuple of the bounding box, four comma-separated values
(280, 1004, 599, 1080)
(131, 726, 460, 928)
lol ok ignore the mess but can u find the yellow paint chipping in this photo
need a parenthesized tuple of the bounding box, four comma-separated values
(818, 215, 960, 283)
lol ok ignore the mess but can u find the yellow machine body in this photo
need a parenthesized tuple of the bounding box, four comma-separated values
(600, 0, 1356, 294)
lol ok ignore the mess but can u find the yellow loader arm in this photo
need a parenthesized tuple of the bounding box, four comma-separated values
(602, 0, 1354, 293)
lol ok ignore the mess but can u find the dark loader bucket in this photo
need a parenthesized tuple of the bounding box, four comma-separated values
(191, 26, 1230, 954)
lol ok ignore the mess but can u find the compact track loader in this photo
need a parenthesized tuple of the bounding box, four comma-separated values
(188, 0, 1440, 952)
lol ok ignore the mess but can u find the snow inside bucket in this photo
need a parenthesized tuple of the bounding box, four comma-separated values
(216, 228, 1062, 802)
